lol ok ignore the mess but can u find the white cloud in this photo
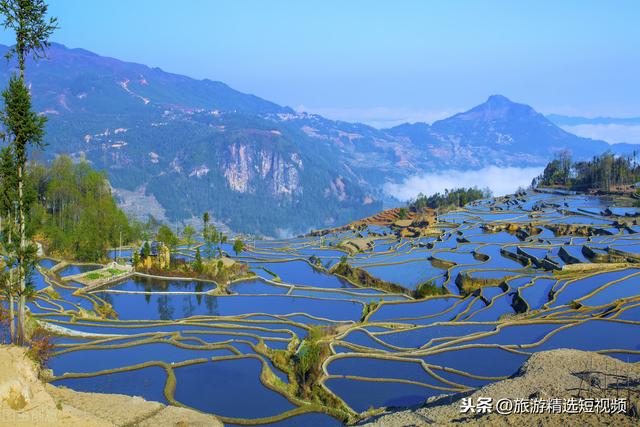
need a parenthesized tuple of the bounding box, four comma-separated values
(384, 166, 544, 201)
(560, 124, 640, 145)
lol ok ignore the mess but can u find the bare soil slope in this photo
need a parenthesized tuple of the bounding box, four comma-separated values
(0, 345, 222, 426)
(360, 349, 639, 426)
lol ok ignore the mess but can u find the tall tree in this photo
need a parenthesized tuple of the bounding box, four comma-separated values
(203, 225, 218, 259)
(0, 77, 45, 345)
(0, 147, 17, 341)
(30, 156, 138, 261)
(232, 238, 244, 256)
(0, 0, 57, 80)
(193, 247, 203, 273)
(156, 224, 178, 251)
(0, 0, 56, 345)
(182, 225, 196, 246)
(202, 211, 210, 236)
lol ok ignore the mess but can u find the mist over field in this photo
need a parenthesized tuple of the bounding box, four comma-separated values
(384, 166, 544, 201)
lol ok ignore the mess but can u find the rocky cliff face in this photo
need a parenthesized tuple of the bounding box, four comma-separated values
(0, 42, 380, 235)
(222, 144, 301, 197)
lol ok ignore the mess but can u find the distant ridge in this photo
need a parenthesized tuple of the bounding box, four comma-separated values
(2, 43, 637, 235)
(547, 114, 640, 126)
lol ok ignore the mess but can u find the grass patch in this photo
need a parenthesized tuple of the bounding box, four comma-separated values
(85, 272, 103, 280)
(83, 267, 128, 282)
(415, 279, 448, 298)
(455, 272, 505, 295)
(331, 261, 408, 295)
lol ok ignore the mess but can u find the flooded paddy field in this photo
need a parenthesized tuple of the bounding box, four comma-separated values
(31, 190, 640, 425)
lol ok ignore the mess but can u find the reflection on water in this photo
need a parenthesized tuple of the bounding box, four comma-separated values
(32, 190, 640, 423)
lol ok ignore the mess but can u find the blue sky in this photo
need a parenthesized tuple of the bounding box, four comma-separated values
(0, 0, 638, 126)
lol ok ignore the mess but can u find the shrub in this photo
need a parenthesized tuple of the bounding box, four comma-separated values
(360, 300, 379, 321)
(27, 327, 54, 367)
(193, 248, 203, 273)
(0, 305, 11, 344)
(415, 279, 447, 298)
(293, 326, 335, 397)
(294, 341, 323, 395)
(271, 349, 290, 371)
(409, 187, 491, 212)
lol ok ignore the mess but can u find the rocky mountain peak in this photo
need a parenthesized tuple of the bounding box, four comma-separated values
(452, 94, 538, 122)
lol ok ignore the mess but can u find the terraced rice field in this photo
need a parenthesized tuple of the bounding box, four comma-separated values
(31, 190, 640, 425)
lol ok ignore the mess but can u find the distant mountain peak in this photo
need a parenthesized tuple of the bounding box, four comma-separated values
(486, 94, 512, 104)
(483, 94, 531, 112)
(421, 93, 611, 157)
(450, 94, 537, 123)
(477, 94, 532, 112)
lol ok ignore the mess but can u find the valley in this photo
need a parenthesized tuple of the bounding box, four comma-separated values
(0, 3, 638, 425)
(4, 43, 639, 236)
(17, 188, 640, 425)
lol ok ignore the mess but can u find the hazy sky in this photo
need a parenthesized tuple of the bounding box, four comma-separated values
(0, 0, 638, 126)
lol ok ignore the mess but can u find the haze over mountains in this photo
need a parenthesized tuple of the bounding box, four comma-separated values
(547, 114, 640, 146)
(2, 43, 637, 236)
(548, 115, 640, 126)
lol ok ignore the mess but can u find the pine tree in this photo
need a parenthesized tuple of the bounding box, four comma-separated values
(0, 146, 17, 341)
(0, 77, 46, 345)
(202, 212, 210, 235)
(0, 0, 57, 345)
(233, 238, 244, 256)
(194, 247, 203, 273)
(142, 241, 151, 259)
(182, 225, 196, 246)
(156, 224, 178, 251)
